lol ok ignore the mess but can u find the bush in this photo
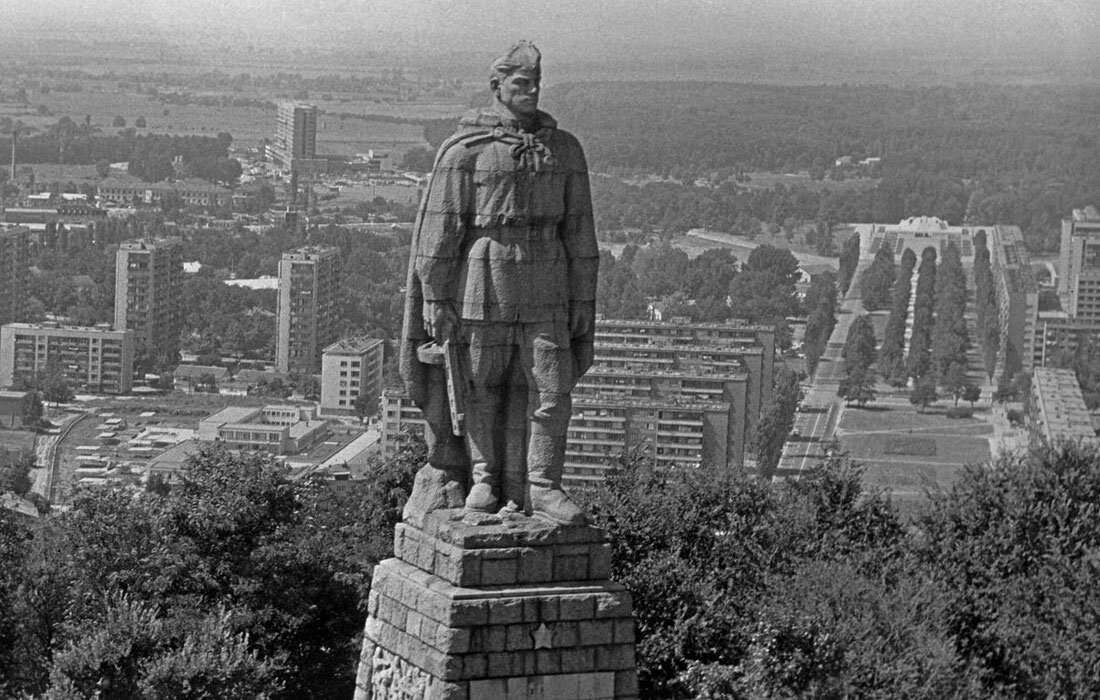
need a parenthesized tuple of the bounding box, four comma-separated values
(945, 407, 974, 419)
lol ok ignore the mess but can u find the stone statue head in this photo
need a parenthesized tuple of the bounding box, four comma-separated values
(489, 41, 541, 119)
(489, 40, 541, 81)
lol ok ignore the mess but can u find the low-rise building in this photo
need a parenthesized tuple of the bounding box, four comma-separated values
(97, 176, 233, 209)
(173, 365, 230, 393)
(1030, 367, 1096, 445)
(0, 322, 134, 394)
(320, 337, 384, 416)
(0, 389, 32, 429)
(197, 404, 330, 455)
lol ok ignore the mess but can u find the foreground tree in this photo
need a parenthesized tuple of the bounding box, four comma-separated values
(13, 448, 366, 698)
(583, 452, 964, 698)
(919, 443, 1100, 697)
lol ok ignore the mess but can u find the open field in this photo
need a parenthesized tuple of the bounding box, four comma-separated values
(20, 87, 433, 158)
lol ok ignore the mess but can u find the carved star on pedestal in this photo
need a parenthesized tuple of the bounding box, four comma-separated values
(532, 623, 553, 649)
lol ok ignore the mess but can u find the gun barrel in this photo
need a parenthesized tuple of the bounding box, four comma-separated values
(443, 340, 466, 436)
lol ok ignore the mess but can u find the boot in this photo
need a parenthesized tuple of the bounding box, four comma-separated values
(528, 483, 586, 526)
(465, 480, 497, 513)
(501, 382, 529, 512)
(526, 418, 586, 526)
(463, 392, 500, 514)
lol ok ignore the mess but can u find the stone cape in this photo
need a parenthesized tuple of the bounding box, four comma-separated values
(354, 509, 638, 700)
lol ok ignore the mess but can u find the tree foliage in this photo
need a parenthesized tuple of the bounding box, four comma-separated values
(750, 366, 802, 476)
(906, 247, 938, 380)
(858, 241, 896, 312)
(838, 315, 878, 407)
(559, 81, 1100, 251)
(910, 375, 939, 413)
(837, 234, 860, 295)
(803, 272, 838, 376)
(930, 241, 970, 382)
(0, 446, 403, 698)
(880, 247, 917, 372)
(918, 443, 1100, 697)
(582, 451, 945, 698)
(973, 230, 1002, 381)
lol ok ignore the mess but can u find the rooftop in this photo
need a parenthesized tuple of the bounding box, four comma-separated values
(324, 336, 384, 355)
(596, 318, 774, 332)
(98, 176, 231, 194)
(894, 216, 951, 231)
(203, 406, 262, 425)
(596, 342, 763, 357)
(582, 366, 747, 380)
(173, 365, 230, 379)
(574, 395, 730, 412)
(2, 322, 127, 336)
(1032, 367, 1095, 443)
(282, 245, 339, 260)
(1072, 206, 1100, 222)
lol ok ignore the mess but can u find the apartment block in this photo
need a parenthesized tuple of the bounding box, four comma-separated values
(0, 322, 134, 394)
(1029, 367, 1095, 446)
(1058, 207, 1100, 322)
(594, 319, 774, 424)
(380, 388, 427, 460)
(0, 227, 30, 327)
(114, 238, 183, 366)
(378, 318, 776, 486)
(987, 225, 1038, 376)
(320, 336, 384, 416)
(275, 245, 340, 376)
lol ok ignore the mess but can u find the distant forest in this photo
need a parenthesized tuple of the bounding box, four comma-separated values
(534, 82, 1100, 252)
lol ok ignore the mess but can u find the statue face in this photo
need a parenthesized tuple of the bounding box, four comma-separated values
(495, 69, 540, 117)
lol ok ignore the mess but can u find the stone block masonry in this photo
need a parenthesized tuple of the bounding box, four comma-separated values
(355, 509, 638, 700)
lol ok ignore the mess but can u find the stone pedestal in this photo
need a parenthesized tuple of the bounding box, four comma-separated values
(354, 510, 638, 700)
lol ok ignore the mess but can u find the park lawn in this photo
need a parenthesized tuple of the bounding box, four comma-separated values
(840, 402, 993, 436)
(838, 398, 992, 519)
(845, 432, 990, 466)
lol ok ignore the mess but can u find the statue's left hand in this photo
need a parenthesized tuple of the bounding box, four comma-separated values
(569, 301, 594, 341)
(424, 300, 459, 343)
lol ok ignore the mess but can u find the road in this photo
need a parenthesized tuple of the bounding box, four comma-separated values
(773, 260, 868, 480)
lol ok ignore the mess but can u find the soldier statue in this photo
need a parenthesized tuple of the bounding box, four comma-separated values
(399, 41, 598, 526)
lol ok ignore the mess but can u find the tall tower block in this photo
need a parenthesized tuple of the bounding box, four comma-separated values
(114, 238, 183, 368)
(272, 101, 318, 174)
(0, 227, 30, 327)
(276, 245, 340, 377)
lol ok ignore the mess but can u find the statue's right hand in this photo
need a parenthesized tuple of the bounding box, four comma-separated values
(423, 300, 458, 342)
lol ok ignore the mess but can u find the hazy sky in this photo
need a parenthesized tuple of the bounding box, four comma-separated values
(9, 0, 1100, 67)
